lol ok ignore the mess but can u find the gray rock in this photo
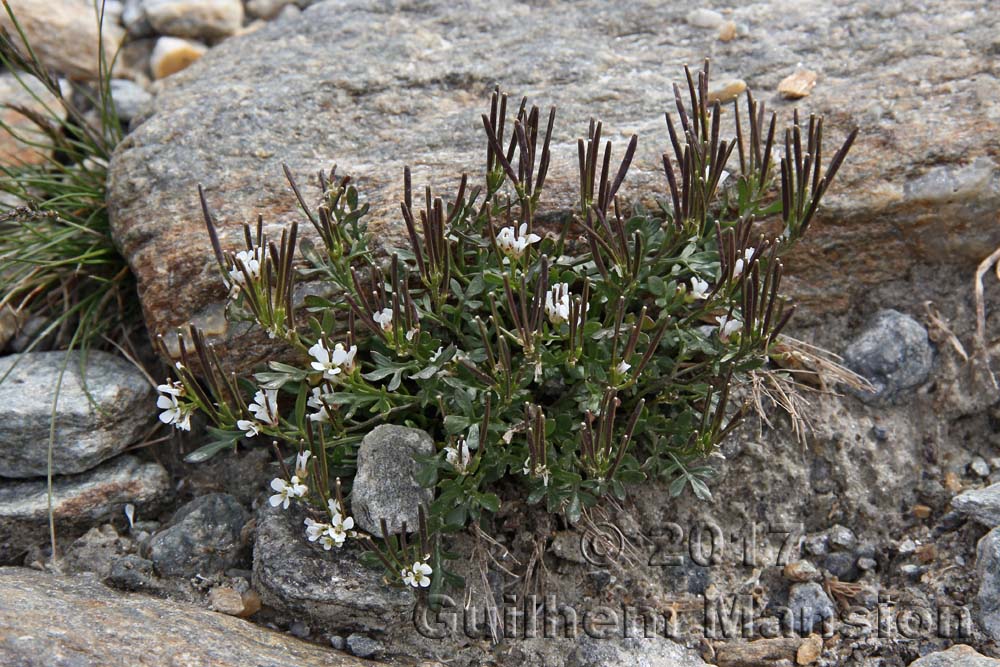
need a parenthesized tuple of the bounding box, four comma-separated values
(567, 635, 708, 667)
(0, 350, 155, 478)
(976, 528, 1000, 642)
(952, 483, 1000, 527)
(828, 524, 857, 551)
(106, 553, 160, 592)
(908, 644, 1000, 666)
(245, 0, 297, 19)
(0, 0, 125, 81)
(346, 633, 383, 659)
(106, 0, 1000, 374)
(971, 457, 992, 478)
(144, 0, 244, 41)
(252, 503, 410, 634)
(787, 582, 836, 635)
(0, 567, 372, 666)
(110, 78, 153, 124)
(843, 309, 933, 404)
(823, 551, 859, 582)
(122, 0, 154, 37)
(685, 8, 724, 29)
(146, 492, 249, 578)
(0, 455, 170, 564)
(63, 524, 134, 579)
(351, 425, 434, 536)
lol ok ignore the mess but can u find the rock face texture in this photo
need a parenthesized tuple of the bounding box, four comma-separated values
(1, 0, 125, 80)
(351, 425, 435, 536)
(0, 455, 169, 563)
(908, 645, 1000, 666)
(0, 567, 377, 667)
(0, 350, 155, 478)
(146, 492, 249, 577)
(107, 0, 1000, 372)
(252, 503, 411, 634)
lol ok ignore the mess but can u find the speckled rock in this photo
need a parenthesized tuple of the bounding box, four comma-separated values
(952, 483, 1000, 527)
(107, 0, 1000, 372)
(0, 455, 170, 563)
(143, 0, 244, 41)
(567, 635, 708, 667)
(977, 528, 1000, 642)
(252, 503, 410, 634)
(0, 72, 62, 166)
(843, 309, 934, 404)
(146, 492, 249, 578)
(0, 567, 376, 666)
(351, 425, 435, 536)
(0, 0, 125, 80)
(909, 645, 1000, 666)
(0, 350, 155, 478)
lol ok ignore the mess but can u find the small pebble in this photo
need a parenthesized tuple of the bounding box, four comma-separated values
(971, 457, 991, 477)
(899, 563, 923, 579)
(828, 525, 856, 551)
(804, 534, 829, 557)
(857, 557, 877, 571)
(718, 20, 737, 41)
(912, 504, 932, 519)
(289, 620, 310, 638)
(208, 586, 245, 616)
(871, 425, 888, 441)
(686, 8, 724, 29)
(796, 633, 823, 665)
(943, 471, 963, 492)
(346, 633, 383, 659)
(150, 37, 207, 79)
(706, 79, 747, 104)
(778, 69, 818, 99)
(330, 635, 346, 650)
(898, 538, 917, 555)
(783, 560, 822, 582)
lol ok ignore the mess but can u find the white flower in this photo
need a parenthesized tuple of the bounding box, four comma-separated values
(616, 360, 631, 375)
(268, 476, 307, 509)
(309, 340, 357, 379)
(444, 438, 472, 474)
(248, 388, 280, 426)
(156, 390, 191, 431)
(304, 516, 327, 542)
(236, 418, 260, 438)
(372, 308, 394, 332)
(228, 247, 262, 286)
(718, 169, 730, 187)
(689, 277, 710, 300)
(429, 346, 444, 363)
(544, 283, 572, 325)
(522, 456, 551, 487)
(295, 450, 311, 478)
(732, 248, 755, 278)
(401, 559, 433, 588)
(307, 386, 333, 423)
(405, 327, 419, 342)
(496, 223, 541, 259)
(716, 314, 743, 341)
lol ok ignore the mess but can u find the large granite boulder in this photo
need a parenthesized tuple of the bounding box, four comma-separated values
(0, 567, 380, 666)
(108, 0, 1000, 372)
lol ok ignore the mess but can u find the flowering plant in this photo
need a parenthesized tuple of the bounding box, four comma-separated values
(156, 63, 855, 593)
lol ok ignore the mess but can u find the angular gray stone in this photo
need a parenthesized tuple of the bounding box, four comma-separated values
(346, 633, 383, 659)
(110, 78, 153, 124)
(0, 350, 155, 478)
(952, 483, 1000, 527)
(351, 424, 434, 536)
(0, 455, 169, 563)
(787, 582, 836, 635)
(143, 0, 244, 41)
(843, 309, 933, 404)
(146, 492, 249, 578)
(0, 567, 374, 667)
(107, 0, 1000, 374)
(252, 503, 410, 634)
(908, 645, 1000, 666)
(977, 528, 1000, 642)
(567, 635, 708, 667)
